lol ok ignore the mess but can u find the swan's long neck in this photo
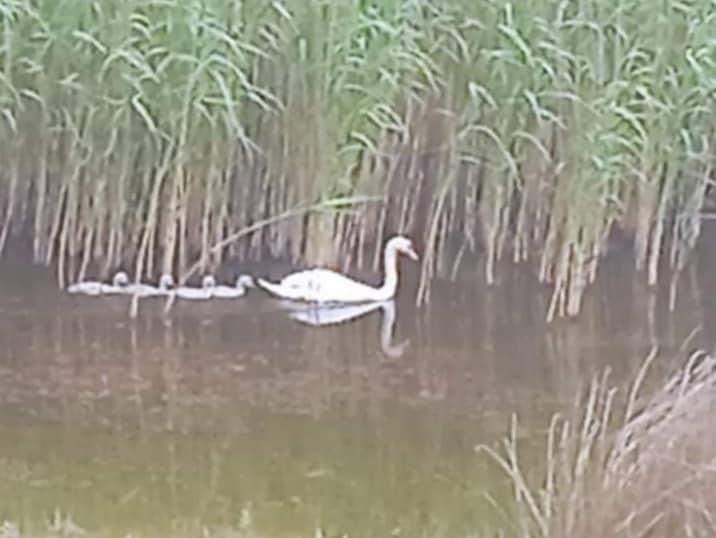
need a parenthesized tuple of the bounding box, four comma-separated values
(376, 244, 400, 301)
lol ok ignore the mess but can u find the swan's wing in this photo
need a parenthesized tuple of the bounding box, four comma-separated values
(125, 283, 158, 296)
(213, 285, 244, 298)
(176, 287, 209, 299)
(277, 268, 380, 302)
(100, 283, 128, 294)
(67, 282, 101, 295)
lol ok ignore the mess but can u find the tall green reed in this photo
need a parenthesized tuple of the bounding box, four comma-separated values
(0, 0, 714, 318)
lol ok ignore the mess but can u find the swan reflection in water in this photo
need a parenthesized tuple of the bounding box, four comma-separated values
(280, 300, 409, 358)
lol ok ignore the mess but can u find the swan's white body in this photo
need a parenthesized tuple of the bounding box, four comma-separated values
(174, 275, 214, 300)
(100, 272, 130, 294)
(125, 274, 174, 297)
(67, 271, 129, 296)
(258, 235, 418, 303)
(212, 275, 255, 299)
(67, 282, 103, 295)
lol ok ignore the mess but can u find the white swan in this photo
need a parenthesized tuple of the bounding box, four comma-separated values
(67, 271, 129, 296)
(174, 274, 215, 300)
(212, 275, 255, 299)
(125, 274, 175, 297)
(257, 235, 418, 303)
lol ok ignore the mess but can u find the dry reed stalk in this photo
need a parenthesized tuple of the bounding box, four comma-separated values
(133, 140, 175, 280)
(0, 152, 18, 256)
(482, 346, 716, 537)
(32, 136, 50, 262)
(160, 164, 181, 280)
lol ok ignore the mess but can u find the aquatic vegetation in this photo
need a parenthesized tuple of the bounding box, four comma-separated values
(0, 1, 714, 318)
(481, 348, 716, 537)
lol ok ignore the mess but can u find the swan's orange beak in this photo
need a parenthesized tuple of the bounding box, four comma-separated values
(405, 245, 419, 261)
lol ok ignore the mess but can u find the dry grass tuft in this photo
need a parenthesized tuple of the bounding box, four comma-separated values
(481, 348, 716, 537)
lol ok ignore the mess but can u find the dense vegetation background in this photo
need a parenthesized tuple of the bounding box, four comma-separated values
(0, 0, 714, 317)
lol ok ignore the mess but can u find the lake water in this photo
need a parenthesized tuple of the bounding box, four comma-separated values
(1, 247, 715, 537)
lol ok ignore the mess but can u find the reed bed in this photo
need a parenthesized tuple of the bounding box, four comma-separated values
(0, 0, 714, 317)
(481, 348, 716, 537)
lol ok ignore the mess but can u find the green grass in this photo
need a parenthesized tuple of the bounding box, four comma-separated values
(0, 0, 714, 317)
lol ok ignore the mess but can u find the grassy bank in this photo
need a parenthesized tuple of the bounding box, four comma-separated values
(0, 0, 714, 317)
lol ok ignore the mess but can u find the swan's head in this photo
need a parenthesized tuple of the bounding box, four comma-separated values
(159, 274, 175, 290)
(202, 275, 216, 289)
(113, 271, 129, 287)
(236, 274, 255, 288)
(388, 235, 419, 261)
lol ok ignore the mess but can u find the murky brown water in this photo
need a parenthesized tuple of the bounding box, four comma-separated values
(1, 247, 715, 537)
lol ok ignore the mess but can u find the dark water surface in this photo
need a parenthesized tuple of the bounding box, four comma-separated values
(1, 252, 715, 537)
